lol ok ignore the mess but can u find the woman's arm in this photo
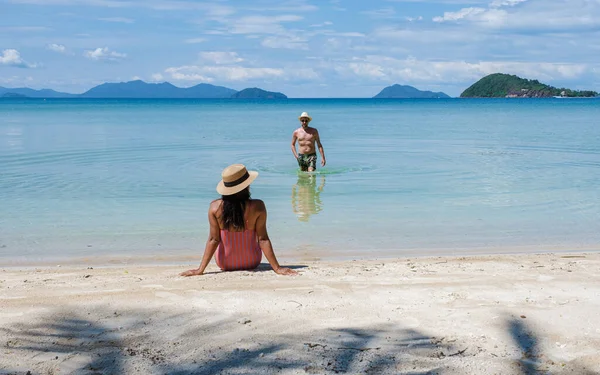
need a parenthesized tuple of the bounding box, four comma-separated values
(255, 200, 298, 276)
(180, 202, 221, 277)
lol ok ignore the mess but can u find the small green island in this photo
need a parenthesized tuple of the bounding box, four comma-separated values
(373, 84, 450, 99)
(461, 73, 598, 98)
(230, 88, 287, 99)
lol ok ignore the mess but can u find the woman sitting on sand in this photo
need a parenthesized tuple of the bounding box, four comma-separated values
(180, 164, 298, 277)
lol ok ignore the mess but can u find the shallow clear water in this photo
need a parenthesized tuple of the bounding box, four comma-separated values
(1, 98, 599, 265)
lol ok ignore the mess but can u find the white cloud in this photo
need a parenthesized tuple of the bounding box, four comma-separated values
(84, 47, 126, 62)
(0, 49, 37, 68)
(166, 66, 283, 81)
(151, 73, 164, 81)
(6, 0, 130, 6)
(310, 21, 333, 27)
(372, 26, 483, 44)
(322, 37, 362, 52)
(329, 0, 346, 12)
(184, 38, 206, 44)
(0, 26, 51, 32)
(0, 75, 21, 85)
(6, 0, 230, 10)
(198, 52, 244, 65)
(490, 0, 528, 7)
(246, 1, 318, 12)
(386, 0, 488, 3)
(362, 8, 396, 18)
(98, 17, 134, 23)
(330, 32, 365, 37)
(337, 62, 386, 78)
(166, 51, 322, 83)
(433, 7, 486, 22)
(165, 70, 214, 82)
(204, 4, 236, 17)
(332, 55, 590, 84)
(47, 43, 67, 53)
(163, 61, 318, 83)
(223, 15, 303, 35)
(431, 0, 600, 31)
(262, 36, 308, 50)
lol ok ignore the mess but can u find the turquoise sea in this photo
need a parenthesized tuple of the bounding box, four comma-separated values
(1, 98, 599, 266)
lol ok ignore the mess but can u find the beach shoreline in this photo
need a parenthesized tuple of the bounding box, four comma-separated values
(2, 252, 599, 374)
(1, 243, 599, 269)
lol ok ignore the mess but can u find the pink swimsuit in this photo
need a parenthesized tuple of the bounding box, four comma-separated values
(215, 229, 262, 271)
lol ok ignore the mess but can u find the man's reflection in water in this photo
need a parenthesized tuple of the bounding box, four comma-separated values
(291, 173, 326, 222)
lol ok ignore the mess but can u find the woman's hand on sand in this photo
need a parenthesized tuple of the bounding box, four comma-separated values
(274, 267, 299, 276)
(180, 269, 203, 277)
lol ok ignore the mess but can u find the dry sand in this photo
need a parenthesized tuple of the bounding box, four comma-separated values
(1, 252, 599, 374)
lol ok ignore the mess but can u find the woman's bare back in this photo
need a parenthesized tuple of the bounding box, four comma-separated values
(212, 198, 266, 232)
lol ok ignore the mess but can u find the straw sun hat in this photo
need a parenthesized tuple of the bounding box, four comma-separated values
(298, 111, 312, 122)
(216, 164, 258, 195)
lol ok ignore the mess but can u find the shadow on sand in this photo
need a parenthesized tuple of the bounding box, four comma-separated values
(198, 263, 308, 275)
(1, 308, 458, 375)
(506, 314, 597, 375)
(1, 310, 598, 374)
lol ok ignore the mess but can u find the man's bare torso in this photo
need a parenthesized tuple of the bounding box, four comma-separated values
(294, 126, 318, 154)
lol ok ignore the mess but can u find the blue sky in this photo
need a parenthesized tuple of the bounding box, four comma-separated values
(1, 0, 600, 97)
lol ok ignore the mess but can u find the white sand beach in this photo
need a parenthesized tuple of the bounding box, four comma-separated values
(1, 252, 600, 375)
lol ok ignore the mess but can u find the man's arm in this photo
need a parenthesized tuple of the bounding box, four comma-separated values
(255, 200, 298, 276)
(291, 131, 299, 159)
(180, 203, 221, 276)
(316, 131, 326, 166)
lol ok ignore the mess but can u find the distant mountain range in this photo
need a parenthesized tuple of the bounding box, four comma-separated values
(0, 86, 78, 98)
(81, 81, 238, 98)
(0, 80, 285, 99)
(1, 80, 451, 99)
(3, 77, 599, 99)
(373, 84, 450, 99)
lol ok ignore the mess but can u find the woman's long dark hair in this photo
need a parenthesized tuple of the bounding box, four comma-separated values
(221, 187, 251, 231)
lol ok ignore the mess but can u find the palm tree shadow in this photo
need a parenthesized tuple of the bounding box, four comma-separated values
(165, 344, 300, 375)
(1, 310, 459, 375)
(2, 317, 128, 374)
(505, 314, 597, 375)
(507, 316, 540, 375)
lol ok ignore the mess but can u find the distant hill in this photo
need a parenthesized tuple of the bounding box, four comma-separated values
(373, 84, 450, 99)
(461, 73, 598, 98)
(230, 87, 287, 99)
(0, 86, 76, 98)
(80, 80, 237, 98)
(1, 92, 29, 98)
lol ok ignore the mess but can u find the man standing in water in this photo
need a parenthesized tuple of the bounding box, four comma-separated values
(291, 112, 326, 172)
